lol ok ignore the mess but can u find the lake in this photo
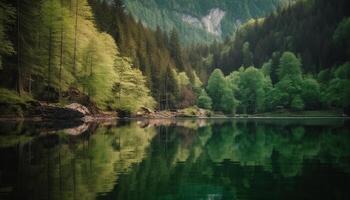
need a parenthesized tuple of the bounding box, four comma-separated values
(0, 118, 350, 200)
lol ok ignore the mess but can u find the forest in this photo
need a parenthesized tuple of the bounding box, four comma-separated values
(0, 0, 349, 117)
(188, 0, 350, 114)
(123, 0, 288, 44)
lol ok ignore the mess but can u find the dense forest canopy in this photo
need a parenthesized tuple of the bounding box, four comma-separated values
(123, 0, 289, 44)
(0, 0, 349, 115)
(186, 0, 350, 114)
(0, 0, 156, 113)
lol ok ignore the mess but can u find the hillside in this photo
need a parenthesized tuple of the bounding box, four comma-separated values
(124, 0, 288, 44)
(185, 0, 350, 115)
(0, 0, 349, 117)
(189, 0, 350, 76)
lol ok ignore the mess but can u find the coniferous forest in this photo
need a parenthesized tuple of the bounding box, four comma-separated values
(0, 0, 350, 117)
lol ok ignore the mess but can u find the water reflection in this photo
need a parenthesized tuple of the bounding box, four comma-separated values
(0, 119, 349, 200)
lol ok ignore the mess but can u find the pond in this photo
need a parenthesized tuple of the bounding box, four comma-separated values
(0, 118, 350, 200)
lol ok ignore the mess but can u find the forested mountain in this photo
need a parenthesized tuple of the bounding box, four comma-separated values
(88, 0, 202, 109)
(0, 0, 203, 114)
(191, 0, 350, 76)
(0, 0, 349, 116)
(123, 0, 289, 44)
(189, 0, 350, 114)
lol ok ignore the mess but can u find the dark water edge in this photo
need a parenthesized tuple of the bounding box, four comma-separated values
(0, 118, 350, 200)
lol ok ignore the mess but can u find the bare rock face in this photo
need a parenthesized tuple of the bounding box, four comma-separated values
(201, 8, 226, 36)
(181, 8, 226, 36)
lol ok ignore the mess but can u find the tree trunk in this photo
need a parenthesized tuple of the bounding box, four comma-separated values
(72, 0, 79, 77)
(48, 11, 53, 99)
(16, 0, 23, 95)
(89, 51, 94, 95)
(59, 0, 64, 100)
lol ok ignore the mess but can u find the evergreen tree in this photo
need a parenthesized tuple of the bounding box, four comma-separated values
(242, 42, 253, 67)
(169, 28, 184, 70)
(0, 1, 15, 70)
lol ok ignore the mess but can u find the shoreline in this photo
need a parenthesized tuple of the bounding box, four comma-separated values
(1, 115, 348, 122)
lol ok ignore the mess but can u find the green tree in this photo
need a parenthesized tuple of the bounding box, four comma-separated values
(291, 95, 304, 111)
(41, 0, 62, 96)
(110, 57, 155, 113)
(220, 86, 237, 114)
(333, 17, 350, 58)
(301, 77, 320, 109)
(169, 28, 184, 70)
(322, 63, 350, 114)
(242, 42, 253, 67)
(206, 69, 227, 111)
(274, 52, 303, 109)
(278, 51, 302, 82)
(0, 2, 15, 69)
(237, 67, 268, 114)
(197, 89, 212, 109)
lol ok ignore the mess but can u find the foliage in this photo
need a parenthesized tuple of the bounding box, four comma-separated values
(0, 88, 32, 105)
(235, 67, 270, 113)
(202, 48, 347, 114)
(278, 52, 302, 82)
(291, 95, 305, 111)
(242, 42, 253, 67)
(206, 69, 228, 111)
(0, 88, 33, 117)
(89, 0, 197, 109)
(0, 0, 155, 113)
(333, 17, 350, 58)
(321, 62, 350, 114)
(301, 77, 321, 109)
(109, 57, 156, 113)
(197, 89, 212, 110)
(123, 0, 287, 44)
(188, 0, 350, 78)
(0, 1, 15, 69)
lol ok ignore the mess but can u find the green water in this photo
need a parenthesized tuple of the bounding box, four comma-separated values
(0, 119, 350, 200)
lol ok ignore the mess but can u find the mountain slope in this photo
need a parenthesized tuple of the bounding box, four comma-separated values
(213, 0, 350, 74)
(186, 0, 350, 82)
(124, 0, 288, 44)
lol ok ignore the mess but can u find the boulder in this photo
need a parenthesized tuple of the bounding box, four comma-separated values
(63, 123, 90, 136)
(65, 103, 91, 116)
(135, 107, 154, 117)
(62, 87, 100, 115)
(38, 103, 90, 120)
(140, 107, 153, 114)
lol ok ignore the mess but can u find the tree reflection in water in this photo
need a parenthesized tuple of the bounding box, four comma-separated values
(0, 119, 349, 200)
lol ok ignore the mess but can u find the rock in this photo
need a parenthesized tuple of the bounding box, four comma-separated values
(38, 103, 90, 120)
(140, 107, 153, 114)
(63, 123, 90, 136)
(65, 103, 91, 116)
(135, 107, 154, 117)
(62, 87, 100, 115)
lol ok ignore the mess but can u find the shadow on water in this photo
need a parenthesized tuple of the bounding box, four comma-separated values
(0, 118, 350, 200)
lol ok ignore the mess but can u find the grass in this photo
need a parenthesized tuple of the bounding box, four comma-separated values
(0, 88, 34, 117)
(0, 88, 33, 105)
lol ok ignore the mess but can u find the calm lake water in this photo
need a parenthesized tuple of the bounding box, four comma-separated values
(0, 118, 350, 200)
